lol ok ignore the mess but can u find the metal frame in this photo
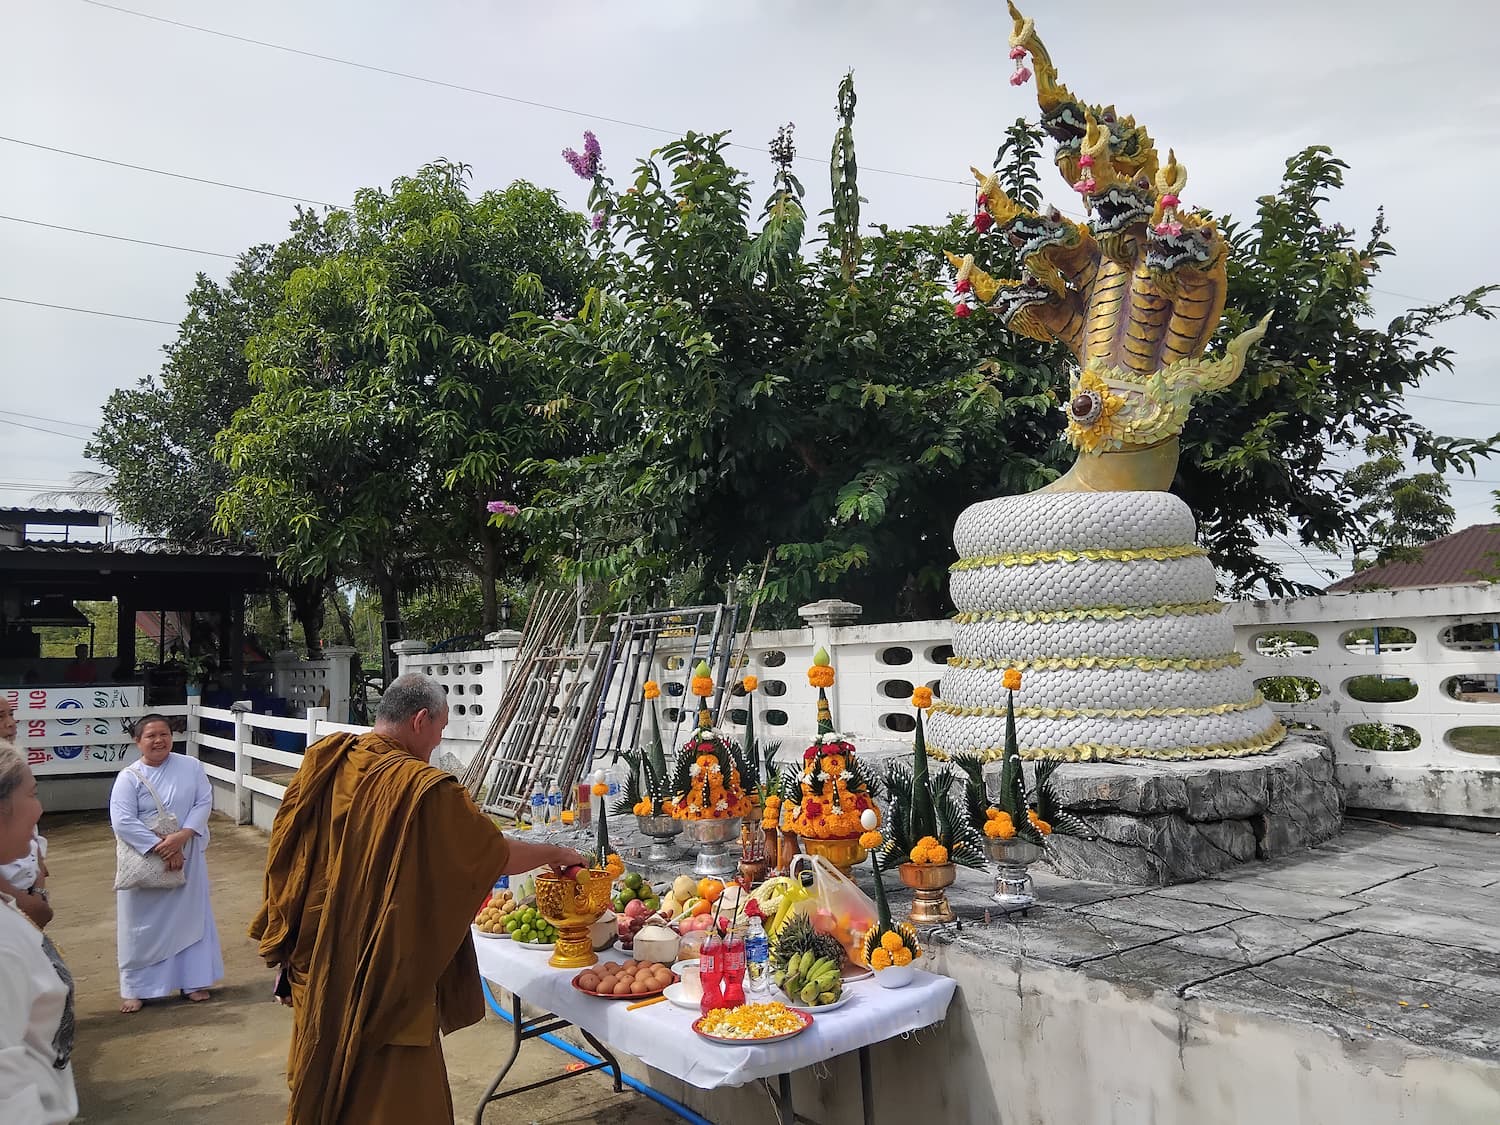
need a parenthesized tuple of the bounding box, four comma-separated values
(472, 993, 622, 1124)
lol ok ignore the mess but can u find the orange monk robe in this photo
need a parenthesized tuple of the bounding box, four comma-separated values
(251, 732, 510, 1124)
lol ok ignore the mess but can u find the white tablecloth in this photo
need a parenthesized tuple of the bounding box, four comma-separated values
(473, 930, 957, 1090)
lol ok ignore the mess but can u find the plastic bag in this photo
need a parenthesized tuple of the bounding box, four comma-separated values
(787, 853, 880, 965)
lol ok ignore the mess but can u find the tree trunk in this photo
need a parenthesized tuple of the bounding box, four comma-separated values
(331, 584, 357, 646)
(479, 531, 499, 634)
(374, 567, 402, 685)
(287, 577, 326, 657)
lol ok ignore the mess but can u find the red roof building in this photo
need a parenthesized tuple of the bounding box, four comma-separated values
(1324, 524, 1500, 593)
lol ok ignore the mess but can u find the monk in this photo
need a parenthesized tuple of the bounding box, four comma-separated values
(252, 673, 583, 1124)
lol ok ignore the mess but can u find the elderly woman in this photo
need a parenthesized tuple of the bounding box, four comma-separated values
(0, 697, 51, 931)
(109, 714, 222, 1014)
(0, 740, 78, 1122)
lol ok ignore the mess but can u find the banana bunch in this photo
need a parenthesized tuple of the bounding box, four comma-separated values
(773, 950, 843, 1007)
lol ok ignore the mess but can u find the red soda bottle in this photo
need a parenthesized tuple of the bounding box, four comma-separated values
(699, 934, 725, 1015)
(721, 933, 746, 1008)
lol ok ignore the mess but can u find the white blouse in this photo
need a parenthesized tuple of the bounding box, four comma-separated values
(0, 894, 77, 1123)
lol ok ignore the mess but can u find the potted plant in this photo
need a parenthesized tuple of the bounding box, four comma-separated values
(883, 687, 985, 924)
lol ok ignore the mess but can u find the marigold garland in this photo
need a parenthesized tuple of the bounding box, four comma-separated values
(643, 680, 661, 700)
(948, 653, 1243, 673)
(591, 782, 609, 797)
(859, 830, 884, 850)
(1002, 668, 1022, 692)
(933, 694, 1266, 721)
(911, 685, 933, 709)
(742, 675, 759, 692)
(953, 601, 1223, 625)
(691, 675, 714, 697)
(928, 721, 1288, 764)
(808, 665, 836, 689)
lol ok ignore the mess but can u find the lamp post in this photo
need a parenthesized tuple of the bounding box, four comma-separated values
(500, 595, 512, 630)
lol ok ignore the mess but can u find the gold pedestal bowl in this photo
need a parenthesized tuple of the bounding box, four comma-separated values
(798, 835, 867, 876)
(897, 861, 957, 925)
(535, 869, 613, 969)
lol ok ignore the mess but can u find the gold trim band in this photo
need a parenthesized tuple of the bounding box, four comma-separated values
(947, 653, 1243, 673)
(931, 694, 1266, 720)
(953, 601, 1222, 625)
(928, 721, 1287, 763)
(950, 544, 1206, 572)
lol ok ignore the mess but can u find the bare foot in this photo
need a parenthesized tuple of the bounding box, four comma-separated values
(185, 990, 211, 1003)
(120, 998, 143, 1014)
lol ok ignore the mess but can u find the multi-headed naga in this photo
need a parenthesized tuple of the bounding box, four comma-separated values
(950, 2, 1267, 493)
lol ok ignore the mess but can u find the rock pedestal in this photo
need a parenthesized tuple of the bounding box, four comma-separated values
(990, 735, 1343, 885)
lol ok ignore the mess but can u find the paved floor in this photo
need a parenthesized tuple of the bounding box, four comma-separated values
(926, 816, 1500, 1062)
(42, 812, 682, 1125)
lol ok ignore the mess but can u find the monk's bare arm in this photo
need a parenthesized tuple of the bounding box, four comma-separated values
(501, 838, 586, 876)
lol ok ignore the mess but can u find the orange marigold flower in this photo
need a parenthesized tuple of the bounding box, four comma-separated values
(742, 675, 759, 692)
(880, 930, 904, 953)
(911, 685, 934, 710)
(858, 830, 883, 850)
(808, 665, 836, 689)
(930, 844, 949, 865)
(891, 946, 914, 967)
(1002, 668, 1022, 692)
(591, 782, 609, 797)
(643, 680, 661, 700)
(870, 947, 892, 970)
(691, 675, 714, 697)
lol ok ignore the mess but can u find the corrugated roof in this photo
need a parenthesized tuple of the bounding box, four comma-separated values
(1324, 524, 1500, 592)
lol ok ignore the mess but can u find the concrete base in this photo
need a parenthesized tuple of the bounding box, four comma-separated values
(1340, 758, 1500, 821)
(990, 736, 1344, 885)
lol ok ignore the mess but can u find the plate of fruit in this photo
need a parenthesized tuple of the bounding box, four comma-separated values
(692, 1002, 812, 1044)
(473, 888, 520, 938)
(571, 959, 677, 1000)
(504, 905, 559, 948)
(771, 915, 848, 1008)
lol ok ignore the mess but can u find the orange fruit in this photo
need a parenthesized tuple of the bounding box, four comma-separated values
(697, 878, 725, 902)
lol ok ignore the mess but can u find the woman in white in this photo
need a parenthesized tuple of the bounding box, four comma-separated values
(109, 714, 222, 1014)
(0, 740, 78, 1123)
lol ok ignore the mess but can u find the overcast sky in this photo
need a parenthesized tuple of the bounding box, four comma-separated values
(2, 0, 1497, 589)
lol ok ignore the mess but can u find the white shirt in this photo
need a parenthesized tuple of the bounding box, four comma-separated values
(0, 830, 47, 891)
(0, 894, 77, 1124)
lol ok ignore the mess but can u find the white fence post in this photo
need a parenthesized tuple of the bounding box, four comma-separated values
(306, 706, 328, 749)
(185, 699, 201, 760)
(231, 700, 252, 825)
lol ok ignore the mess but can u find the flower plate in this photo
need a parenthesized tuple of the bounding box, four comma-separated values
(692, 1006, 813, 1045)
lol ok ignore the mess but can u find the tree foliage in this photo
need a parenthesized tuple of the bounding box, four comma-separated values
(213, 162, 589, 644)
(1343, 435, 1455, 570)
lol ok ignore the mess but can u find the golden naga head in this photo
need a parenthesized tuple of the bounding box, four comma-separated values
(948, 5, 1267, 493)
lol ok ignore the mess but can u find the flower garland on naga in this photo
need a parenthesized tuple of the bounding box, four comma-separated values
(778, 648, 881, 841)
(669, 661, 755, 821)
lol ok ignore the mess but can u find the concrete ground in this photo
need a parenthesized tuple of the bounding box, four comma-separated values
(42, 812, 682, 1125)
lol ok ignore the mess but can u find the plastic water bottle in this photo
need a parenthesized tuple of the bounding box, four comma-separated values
(546, 779, 562, 828)
(529, 781, 547, 828)
(605, 767, 620, 800)
(744, 912, 770, 994)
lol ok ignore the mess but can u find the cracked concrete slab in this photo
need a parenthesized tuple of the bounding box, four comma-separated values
(952, 906, 1173, 967)
(1293, 929, 1500, 1003)
(1078, 892, 1253, 934)
(1164, 914, 1346, 965)
(1332, 904, 1500, 956)
(1211, 851, 1435, 897)
(1080, 942, 1244, 995)
(1148, 878, 1364, 921)
(1186, 951, 1499, 1060)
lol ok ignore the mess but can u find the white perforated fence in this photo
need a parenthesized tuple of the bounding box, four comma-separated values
(1227, 584, 1500, 819)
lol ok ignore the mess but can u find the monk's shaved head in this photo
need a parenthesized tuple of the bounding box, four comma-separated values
(376, 674, 447, 724)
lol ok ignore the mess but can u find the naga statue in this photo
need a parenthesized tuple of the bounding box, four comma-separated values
(947, 1, 1268, 493)
(926, 3, 1284, 764)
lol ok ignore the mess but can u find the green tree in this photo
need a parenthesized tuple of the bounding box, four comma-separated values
(520, 125, 1057, 619)
(1343, 434, 1455, 570)
(1181, 147, 1495, 593)
(214, 162, 589, 668)
(89, 211, 339, 650)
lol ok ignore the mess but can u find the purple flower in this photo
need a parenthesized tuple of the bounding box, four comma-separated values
(486, 500, 521, 517)
(591, 211, 606, 230)
(562, 131, 602, 180)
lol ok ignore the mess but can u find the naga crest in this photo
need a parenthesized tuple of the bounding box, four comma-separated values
(949, 2, 1267, 492)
